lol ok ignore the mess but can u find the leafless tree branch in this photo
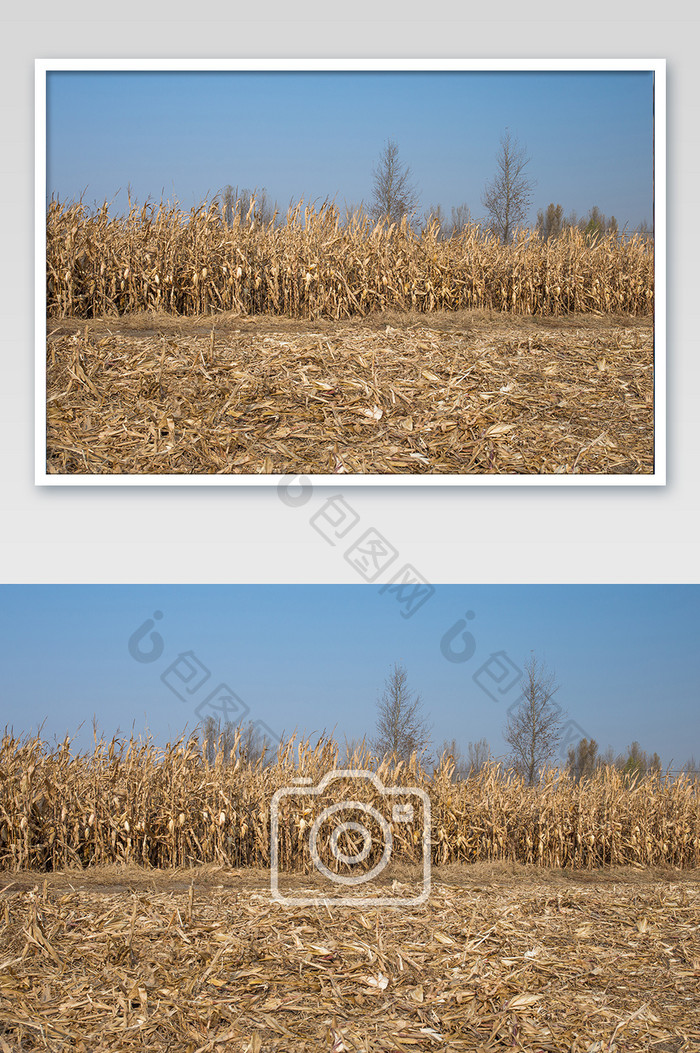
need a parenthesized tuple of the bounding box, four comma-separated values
(371, 663, 432, 763)
(370, 139, 420, 227)
(481, 129, 534, 244)
(503, 655, 563, 785)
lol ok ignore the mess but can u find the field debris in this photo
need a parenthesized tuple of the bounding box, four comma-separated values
(46, 313, 654, 475)
(0, 871, 697, 1051)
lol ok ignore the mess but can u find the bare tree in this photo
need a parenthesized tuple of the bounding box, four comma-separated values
(437, 737, 492, 781)
(370, 139, 420, 227)
(503, 655, 564, 785)
(202, 714, 237, 764)
(423, 203, 448, 239)
(599, 744, 621, 768)
(536, 202, 564, 241)
(371, 663, 432, 762)
(202, 716, 275, 767)
(581, 205, 610, 243)
(481, 129, 535, 244)
(220, 185, 275, 229)
(342, 200, 368, 227)
(341, 735, 375, 768)
(221, 185, 237, 229)
(238, 720, 275, 767)
(621, 741, 661, 781)
(467, 737, 492, 775)
(437, 738, 469, 779)
(567, 737, 599, 781)
(423, 203, 473, 240)
(450, 203, 472, 237)
(637, 218, 653, 242)
(682, 756, 699, 780)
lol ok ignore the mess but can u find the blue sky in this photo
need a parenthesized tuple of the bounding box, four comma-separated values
(0, 585, 696, 770)
(46, 69, 654, 231)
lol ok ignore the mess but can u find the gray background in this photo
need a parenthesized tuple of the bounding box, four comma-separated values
(2, 5, 695, 584)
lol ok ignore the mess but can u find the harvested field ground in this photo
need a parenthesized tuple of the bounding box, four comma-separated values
(1, 864, 697, 1052)
(45, 311, 654, 476)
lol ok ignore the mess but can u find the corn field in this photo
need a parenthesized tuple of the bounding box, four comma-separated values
(46, 198, 654, 320)
(2, 731, 697, 872)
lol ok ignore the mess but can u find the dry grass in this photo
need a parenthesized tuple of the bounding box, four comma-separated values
(45, 313, 654, 475)
(47, 198, 653, 320)
(3, 731, 697, 1050)
(2, 732, 698, 874)
(46, 197, 655, 476)
(1, 869, 698, 1051)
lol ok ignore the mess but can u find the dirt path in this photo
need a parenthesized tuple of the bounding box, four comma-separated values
(3, 860, 697, 897)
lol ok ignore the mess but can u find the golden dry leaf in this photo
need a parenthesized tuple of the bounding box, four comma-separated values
(433, 931, 456, 945)
(485, 423, 516, 437)
(509, 993, 541, 1008)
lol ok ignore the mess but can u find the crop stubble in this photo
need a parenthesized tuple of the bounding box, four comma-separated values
(46, 313, 653, 475)
(1, 869, 698, 1052)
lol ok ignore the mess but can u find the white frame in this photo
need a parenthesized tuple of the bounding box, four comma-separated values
(35, 58, 666, 486)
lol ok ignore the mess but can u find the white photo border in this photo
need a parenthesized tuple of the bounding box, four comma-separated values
(35, 57, 666, 487)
